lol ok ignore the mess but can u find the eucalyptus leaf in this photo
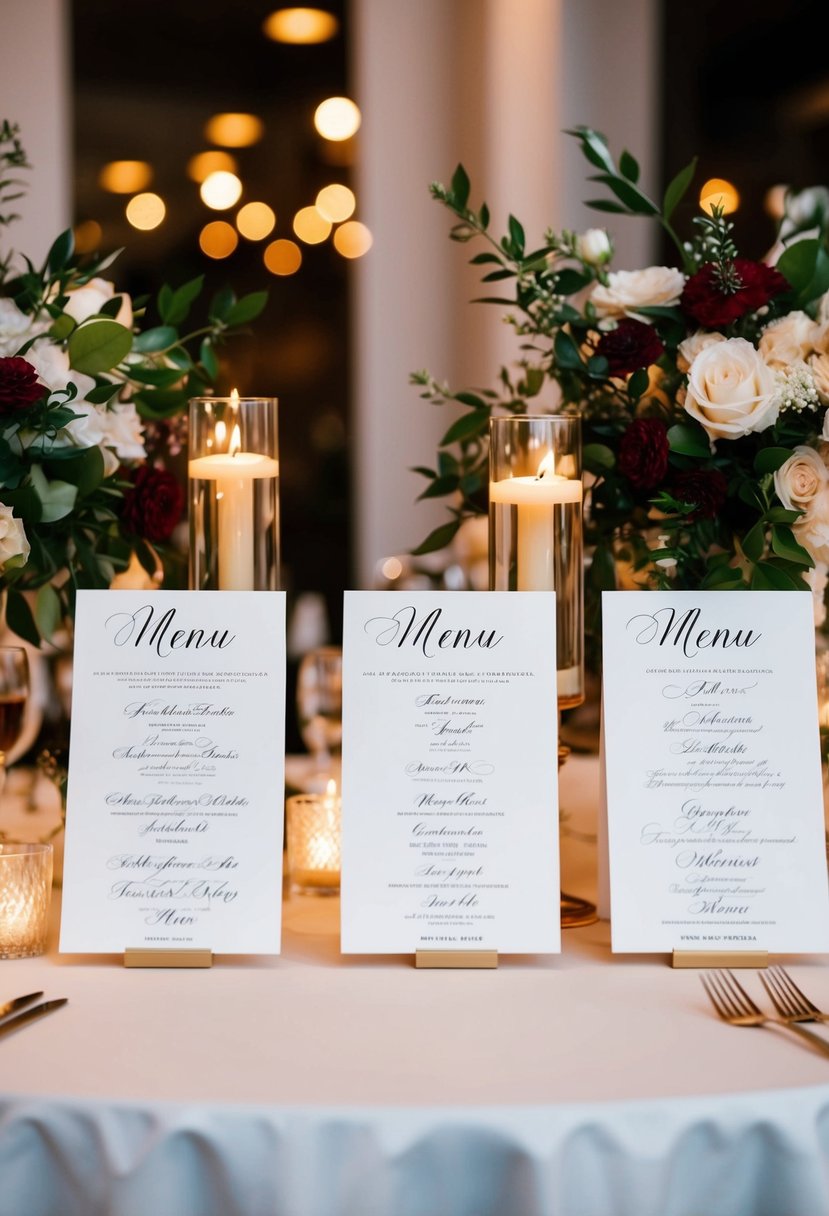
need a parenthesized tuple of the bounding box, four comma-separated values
(225, 290, 269, 327)
(68, 318, 132, 374)
(132, 325, 178, 353)
(667, 422, 710, 458)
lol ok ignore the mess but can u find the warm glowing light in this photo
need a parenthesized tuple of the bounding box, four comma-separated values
(236, 201, 276, 240)
(73, 219, 102, 254)
(98, 160, 153, 194)
(264, 239, 302, 275)
(125, 193, 166, 230)
(333, 220, 372, 258)
(263, 7, 339, 43)
(205, 112, 264, 148)
(381, 557, 403, 581)
(765, 183, 788, 220)
(313, 96, 361, 141)
(315, 183, 355, 222)
(699, 177, 740, 216)
(187, 150, 238, 183)
(293, 206, 331, 244)
(536, 451, 556, 479)
(199, 221, 239, 259)
(200, 171, 243, 210)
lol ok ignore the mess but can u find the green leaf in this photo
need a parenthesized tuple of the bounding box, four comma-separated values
(765, 506, 801, 524)
(524, 367, 545, 398)
(410, 519, 461, 556)
(225, 290, 269, 327)
(586, 354, 609, 379)
(776, 238, 819, 295)
(47, 445, 105, 497)
(127, 366, 184, 388)
(85, 382, 120, 405)
(702, 563, 745, 589)
(583, 199, 628, 214)
(4, 588, 41, 647)
(662, 157, 698, 222)
(417, 474, 460, 500)
(98, 295, 126, 320)
(554, 268, 590, 295)
(47, 228, 74, 274)
(741, 520, 766, 563)
(755, 446, 793, 475)
(588, 543, 617, 591)
(507, 214, 525, 256)
(469, 252, 503, 266)
(583, 443, 615, 473)
(751, 560, 804, 590)
(162, 277, 205, 326)
(28, 464, 78, 522)
(667, 422, 710, 457)
(566, 127, 615, 175)
(454, 391, 488, 409)
(209, 285, 235, 323)
(588, 173, 658, 215)
(157, 284, 174, 322)
(619, 149, 640, 182)
(134, 388, 189, 418)
(627, 367, 650, 401)
(49, 313, 75, 341)
(35, 582, 62, 641)
(771, 523, 814, 566)
(450, 163, 470, 209)
(440, 409, 489, 446)
(482, 268, 514, 282)
(200, 338, 219, 381)
(132, 325, 178, 353)
(553, 328, 584, 370)
(68, 319, 133, 374)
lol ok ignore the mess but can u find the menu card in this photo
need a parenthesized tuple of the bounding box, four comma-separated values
(602, 590, 829, 954)
(340, 590, 561, 954)
(59, 590, 286, 955)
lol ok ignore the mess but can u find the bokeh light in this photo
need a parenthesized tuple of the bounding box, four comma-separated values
(73, 219, 102, 254)
(200, 171, 243, 210)
(264, 239, 302, 275)
(125, 193, 166, 230)
(98, 160, 153, 194)
(313, 96, 361, 141)
(699, 177, 740, 215)
(315, 183, 356, 222)
(333, 220, 372, 258)
(262, 7, 339, 43)
(293, 205, 332, 244)
(236, 201, 277, 240)
(187, 150, 238, 183)
(205, 112, 264, 148)
(199, 221, 239, 259)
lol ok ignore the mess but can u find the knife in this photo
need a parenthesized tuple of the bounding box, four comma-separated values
(0, 998, 68, 1039)
(0, 991, 44, 1020)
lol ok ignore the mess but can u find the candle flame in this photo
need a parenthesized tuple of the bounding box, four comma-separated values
(535, 451, 556, 480)
(230, 387, 240, 408)
(326, 778, 337, 797)
(229, 423, 242, 457)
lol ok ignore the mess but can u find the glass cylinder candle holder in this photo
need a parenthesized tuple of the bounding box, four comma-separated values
(286, 786, 341, 895)
(489, 415, 584, 708)
(0, 842, 53, 959)
(188, 393, 280, 591)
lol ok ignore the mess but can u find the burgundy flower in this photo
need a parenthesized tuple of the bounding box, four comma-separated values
(617, 418, 670, 490)
(595, 318, 664, 377)
(673, 468, 728, 520)
(121, 464, 184, 543)
(0, 356, 45, 413)
(680, 259, 790, 329)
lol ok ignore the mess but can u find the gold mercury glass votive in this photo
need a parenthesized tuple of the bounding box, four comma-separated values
(0, 842, 53, 959)
(286, 785, 341, 894)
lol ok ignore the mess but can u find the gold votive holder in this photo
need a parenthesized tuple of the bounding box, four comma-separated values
(286, 789, 341, 895)
(0, 842, 53, 959)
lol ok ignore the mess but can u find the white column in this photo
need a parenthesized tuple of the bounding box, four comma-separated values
(351, 0, 659, 586)
(0, 0, 71, 267)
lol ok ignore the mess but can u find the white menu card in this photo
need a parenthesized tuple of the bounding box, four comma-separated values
(59, 590, 286, 955)
(340, 590, 561, 954)
(602, 590, 829, 954)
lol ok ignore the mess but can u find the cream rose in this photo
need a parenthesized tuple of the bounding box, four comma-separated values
(62, 277, 133, 329)
(676, 330, 726, 373)
(774, 444, 829, 564)
(25, 340, 96, 402)
(99, 401, 146, 463)
(0, 504, 30, 572)
(590, 266, 685, 319)
(758, 311, 817, 369)
(576, 228, 612, 266)
(684, 337, 779, 445)
(0, 298, 48, 357)
(813, 353, 829, 408)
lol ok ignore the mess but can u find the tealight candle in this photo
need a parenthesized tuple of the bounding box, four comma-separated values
(286, 781, 342, 895)
(0, 842, 53, 959)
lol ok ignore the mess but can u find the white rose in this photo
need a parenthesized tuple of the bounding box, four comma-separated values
(100, 402, 146, 463)
(0, 504, 30, 572)
(758, 311, 817, 369)
(774, 445, 829, 564)
(684, 337, 779, 445)
(62, 277, 133, 330)
(813, 354, 829, 408)
(590, 266, 685, 319)
(576, 228, 612, 266)
(0, 297, 48, 357)
(676, 330, 726, 373)
(25, 339, 95, 401)
(42, 402, 117, 475)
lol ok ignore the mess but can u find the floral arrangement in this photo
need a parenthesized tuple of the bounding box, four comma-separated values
(0, 119, 267, 647)
(412, 127, 829, 663)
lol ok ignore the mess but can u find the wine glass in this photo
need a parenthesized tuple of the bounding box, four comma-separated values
(0, 647, 30, 804)
(295, 645, 343, 791)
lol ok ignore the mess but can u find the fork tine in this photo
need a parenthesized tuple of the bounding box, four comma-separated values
(772, 966, 821, 1015)
(706, 970, 740, 1017)
(700, 973, 727, 1018)
(759, 970, 788, 1017)
(721, 969, 763, 1015)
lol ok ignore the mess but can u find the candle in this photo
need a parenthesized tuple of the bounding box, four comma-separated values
(188, 392, 279, 590)
(0, 843, 53, 959)
(286, 781, 342, 894)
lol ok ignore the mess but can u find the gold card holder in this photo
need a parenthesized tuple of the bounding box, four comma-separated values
(671, 949, 769, 970)
(415, 950, 498, 969)
(124, 948, 213, 969)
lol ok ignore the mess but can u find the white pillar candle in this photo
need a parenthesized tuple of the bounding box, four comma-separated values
(488, 454, 582, 589)
(188, 426, 279, 591)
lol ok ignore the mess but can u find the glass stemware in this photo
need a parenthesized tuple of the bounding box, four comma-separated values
(0, 646, 30, 805)
(295, 645, 343, 790)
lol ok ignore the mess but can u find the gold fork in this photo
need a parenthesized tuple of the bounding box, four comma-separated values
(700, 969, 829, 1058)
(760, 966, 829, 1026)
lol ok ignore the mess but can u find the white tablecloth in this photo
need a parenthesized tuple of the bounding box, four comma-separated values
(1, 757, 829, 1216)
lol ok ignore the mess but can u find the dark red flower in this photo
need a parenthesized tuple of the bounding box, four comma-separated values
(0, 356, 45, 413)
(680, 259, 790, 329)
(121, 464, 184, 543)
(595, 318, 664, 377)
(617, 418, 670, 490)
(673, 468, 728, 520)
